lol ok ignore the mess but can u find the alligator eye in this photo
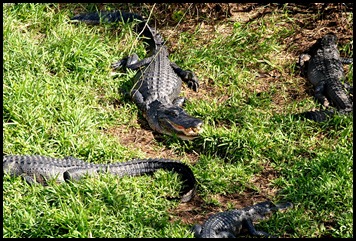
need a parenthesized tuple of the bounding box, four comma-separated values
(164, 109, 179, 117)
(173, 110, 180, 117)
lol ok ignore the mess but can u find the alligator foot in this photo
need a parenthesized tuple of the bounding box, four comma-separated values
(182, 70, 200, 92)
(112, 57, 129, 70)
(112, 53, 142, 70)
(170, 62, 199, 92)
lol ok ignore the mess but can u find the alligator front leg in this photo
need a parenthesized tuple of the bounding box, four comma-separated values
(191, 224, 202, 238)
(313, 81, 329, 107)
(299, 53, 311, 77)
(191, 225, 237, 238)
(244, 219, 275, 238)
(215, 231, 237, 238)
(4, 160, 48, 185)
(130, 88, 146, 111)
(170, 62, 199, 92)
(172, 97, 186, 107)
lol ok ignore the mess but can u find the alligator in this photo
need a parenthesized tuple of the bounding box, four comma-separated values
(192, 201, 293, 238)
(297, 33, 353, 122)
(70, 11, 203, 140)
(3, 155, 196, 202)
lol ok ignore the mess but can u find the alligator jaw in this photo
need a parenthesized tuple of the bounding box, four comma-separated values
(147, 104, 203, 140)
(165, 119, 203, 140)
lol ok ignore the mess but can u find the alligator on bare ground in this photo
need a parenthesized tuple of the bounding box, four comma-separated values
(296, 33, 353, 122)
(3, 155, 196, 202)
(71, 11, 203, 140)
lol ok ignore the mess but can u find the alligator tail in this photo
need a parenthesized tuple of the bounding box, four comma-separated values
(70, 11, 144, 25)
(64, 158, 197, 202)
(70, 11, 160, 50)
(294, 109, 336, 122)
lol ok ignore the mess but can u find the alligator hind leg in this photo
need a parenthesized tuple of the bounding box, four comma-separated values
(22, 175, 38, 185)
(130, 88, 146, 110)
(170, 62, 199, 92)
(299, 54, 311, 76)
(191, 224, 202, 238)
(112, 53, 140, 70)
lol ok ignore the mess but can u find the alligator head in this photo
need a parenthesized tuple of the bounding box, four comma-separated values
(246, 201, 293, 220)
(145, 101, 203, 140)
(320, 32, 338, 48)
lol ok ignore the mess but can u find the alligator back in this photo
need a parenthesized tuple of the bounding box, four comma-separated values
(132, 49, 182, 106)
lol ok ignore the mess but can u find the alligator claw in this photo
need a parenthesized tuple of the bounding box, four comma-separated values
(112, 58, 128, 70)
(182, 71, 199, 92)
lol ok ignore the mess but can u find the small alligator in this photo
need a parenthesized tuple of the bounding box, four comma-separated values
(71, 11, 203, 140)
(3, 155, 196, 202)
(297, 33, 353, 122)
(192, 201, 293, 238)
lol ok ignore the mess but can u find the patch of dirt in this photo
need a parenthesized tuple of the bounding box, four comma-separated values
(170, 161, 281, 225)
(105, 123, 200, 162)
(181, 80, 224, 104)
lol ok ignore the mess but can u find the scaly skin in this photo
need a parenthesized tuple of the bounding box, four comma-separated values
(71, 11, 203, 140)
(298, 33, 353, 122)
(192, 201, 293, 238)
(3, 155, 196, 202)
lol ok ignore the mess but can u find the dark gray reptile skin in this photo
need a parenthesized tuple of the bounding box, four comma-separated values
(3, 155, 196, 202)
(298, 33, 353, 122)
(71, 11, 203, 140)
(192, 201, 293, 238)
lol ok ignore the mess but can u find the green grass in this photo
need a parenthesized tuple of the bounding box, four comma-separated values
(3, 3, 353, 238)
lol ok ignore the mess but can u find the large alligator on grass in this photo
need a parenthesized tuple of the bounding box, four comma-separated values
(297, 33, 353, 122)
(3, 155, 196, 202)
(70, 11, 203, 140)
(192, 201, 293, 238)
